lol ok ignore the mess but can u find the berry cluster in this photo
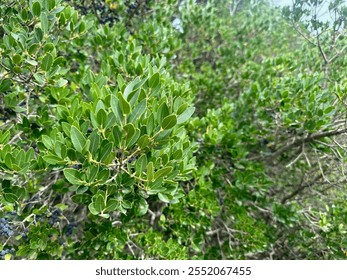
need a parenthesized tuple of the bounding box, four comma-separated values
(65, 222, 77, 236)
(0, 218, 14, 237)
(0, 248, 15, 259)
(71, 0, 119, 26)
(48, 208, 62, 225)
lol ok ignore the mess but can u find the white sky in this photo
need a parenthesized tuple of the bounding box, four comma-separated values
(270, 0, 347, 22)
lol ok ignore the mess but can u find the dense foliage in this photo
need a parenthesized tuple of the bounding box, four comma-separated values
(0, 0, 346, 260)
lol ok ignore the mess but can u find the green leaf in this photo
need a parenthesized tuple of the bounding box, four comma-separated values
(325, 106, 334, 114)
(158, 193, 171, 203)
(147, 113, 155, 135)
(32, 2, 41, 17)
(137, 134, 149, 149)
(123, 79, 136, 99)
(98, 141, 113, 163)
(43, 43, 55, 53)
(147, 178, 165, 195)
(96, 169, 110, 184)
(12, 54, 22, 64)
(71, 193, 90, 204)
(149, 72, 160, 88)
(34, 27, 43, 42)
(88, 130, 100, 156)
(96, 109, 107, 128)
(93, 191, 106, 212)
(177, 107, 195, 124)
(177, 103, 188, 115)
(104, 112, 117, 129)
(71, 125, 86, 153)
(118, 92, 131, 115)
(172, 149, 183, 160)
(105, 198, 118, 212)
(79, 20, 86, 33)
(61, 122, 71, 137)
(34, 73, 45, 85)
(136, 154, 147, 176)
(55, 78, 68, 87)
(87, 165, 99, 182)
(123, 123, 135, 142)
(112, 125, 122, 147)
(154, 166, 173, 179)
(110, 95, 123, 124)
(26, 58, 38, 66)
(128, 99, 146, 123)
(88, 203, 99, 215)
(40, 12, 49, 34)
(0, 79, 12, 92)
(157, 102, 169, 124)
(161, 114, 177, 130)
(47, 0, 56, 10)
(41, 135, 53, 149)
(28, 43, 39, 55)
(135, 198, 148, 216)
(64, 168, 82, 185)
(43, 155, 62, 165)
(41, 53, 53, 71)
(147, 161, 154, 181)
(4, 192, 17, 204)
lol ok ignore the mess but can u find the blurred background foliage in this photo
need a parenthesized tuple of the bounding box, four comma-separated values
(1, 0, 347, 259)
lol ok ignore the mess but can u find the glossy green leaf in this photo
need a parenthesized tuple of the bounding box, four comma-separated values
(149, 72, 160, 88)
(64, 168, 82, 185)
(177, 107, 195, 124)
(127, 128, 140, 148)
(96, 169, 110, 184)
(88, 203, 99, 215)
(41, 135, 53, 149)
(123, 123, 135, 142)
(0, 79, 12, 92)
(123, 79, 136, 99)
(158, 193, 171, 203)
(98, 141, 113, 163)
(147, 161, 154, 181)
(71, 125, 86, 153)
(104, 112, 117, 129)
(42, 155, 62, 165)
(128, 99, 146, 123)
(136, 154, 147, 176)
(32, 2, 41, 16)
(118, 92, 131, 115)
(110, 95, 123, 124)
(87, 165, 99, 182)
(157, 102, 169, 124)
(137, 134, 149, 149)
(105, 198, 118, 212)
(88, 130, 100, 156)
(41, 53, 53, 71)
(146, 113, 155, 135)
(34, 27, 43, 41)
(161, 114, 177, 130)
(79, 20, 86, 33)
(40, 12, 49, 34)
(112, 125, 122, 147)
(135, 198, 148, 216)
(96, 109, 106, 128)
(93, 193, 106, 213)
(154, 166, 173, 179)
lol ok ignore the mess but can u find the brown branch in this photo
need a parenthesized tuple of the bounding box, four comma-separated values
(281, 174, 322, 204)
(265, 128, 347, 160)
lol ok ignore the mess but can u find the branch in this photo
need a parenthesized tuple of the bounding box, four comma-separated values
(264, 128, 347, 160)
(281, 174, 322, 203)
